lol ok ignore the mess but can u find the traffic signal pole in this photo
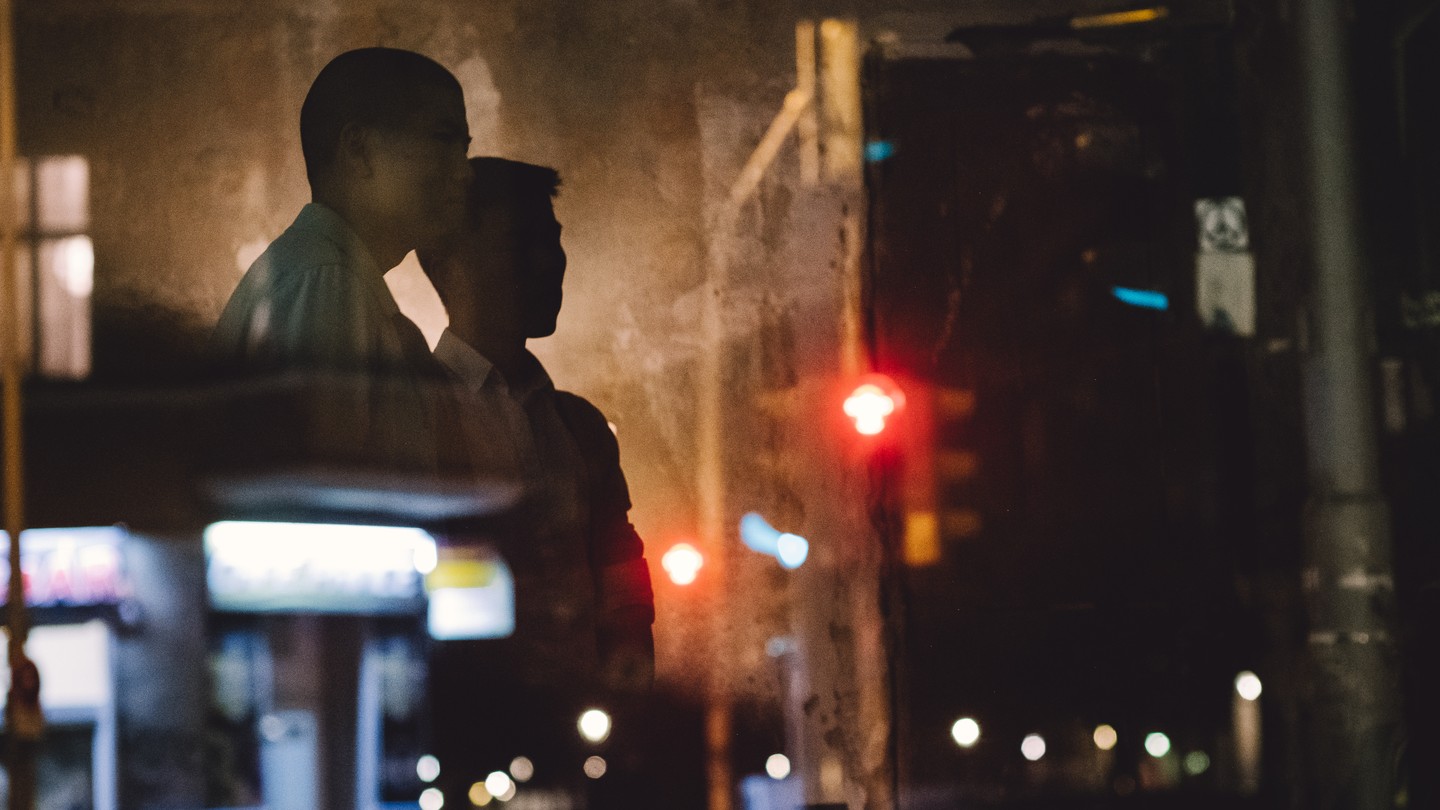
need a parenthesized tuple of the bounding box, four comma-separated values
(1293, 0, 1405, 806)
(698, 18, 889, 809)
(0, 1, 38, 808)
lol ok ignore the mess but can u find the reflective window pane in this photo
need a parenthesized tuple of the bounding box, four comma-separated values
(36, 155, 88, 233)
(37, 235, 92, 379)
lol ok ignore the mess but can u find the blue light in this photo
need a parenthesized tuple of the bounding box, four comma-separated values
(740, 513, 781, 555)
(865, 140, 896, 162)
(776, 533, 809, 569)
(740, 513, 809, 570)
(1111, 286, 1169, 311)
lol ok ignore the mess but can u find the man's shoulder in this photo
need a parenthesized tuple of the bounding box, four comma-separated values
(553, 390, 608, 424)
(260, 218, 354, 274)
(552, 391, 619, 452)
(209, 221, 393, 369)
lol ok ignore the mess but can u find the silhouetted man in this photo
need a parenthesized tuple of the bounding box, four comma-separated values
(210, 47, 471, 464)
(419, 158, 656, 692)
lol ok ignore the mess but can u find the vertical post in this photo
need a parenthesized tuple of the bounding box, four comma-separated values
(795, 21, 820, 187)
(1294, 0, 1404, 807)
(0, 1, 35, 809)
(698, 90, 735, 810)
(819, 19, 864, 380)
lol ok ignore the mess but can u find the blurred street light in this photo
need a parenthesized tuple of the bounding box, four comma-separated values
(578, 708, 612, 743)
(765, 754, 791, 780)
(1145, 732, 1172, 758)
(1093, 724, 1118, 751)
(1235, 671, 1262, 701)
(951, 717, 980, 748)
(416, 755, 440, 783)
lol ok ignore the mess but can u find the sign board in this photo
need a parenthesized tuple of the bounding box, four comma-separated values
(1194, 196, 1256, 336)
(0, 620, 112, 711)
(1195, 196, 1249, 253)
(205, 522, 433, 615)
(0, 526, 126, 608)
(1196, 251, 1257, 337)
(425, 551, 515, 640)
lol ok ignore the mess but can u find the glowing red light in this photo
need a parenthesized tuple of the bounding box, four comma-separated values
(844, 378, 902, 436)
(662, 543, 704, 585)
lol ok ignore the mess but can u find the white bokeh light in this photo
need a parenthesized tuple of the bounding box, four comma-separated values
(419, 787, 444, 810)
(484, 771, 512, 799)
(416, 754, 440, 783)
(951, 717, 981, 748)
(1093, 724, 1118, 751)
(1235, 671, 1263, 701)
(765, 754, 791, 780)
(584, 756, 608, 779)
(1021, 734, 1046, 761)
(578, 708, 612, 743)
(1145, 732, 1172, 758)
(509, 756, 534, 783)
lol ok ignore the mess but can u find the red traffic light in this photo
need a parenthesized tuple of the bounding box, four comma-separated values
(661, 543, 704, 585)
(844, 374, 905, 436)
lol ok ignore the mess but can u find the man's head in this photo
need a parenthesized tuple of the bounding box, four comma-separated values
(420, 157, 567, 341)
(301, 48, 472, 249)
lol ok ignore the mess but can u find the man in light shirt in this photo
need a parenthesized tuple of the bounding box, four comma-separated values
(418, 157, 656, 692)
(210, 47, 472, 466)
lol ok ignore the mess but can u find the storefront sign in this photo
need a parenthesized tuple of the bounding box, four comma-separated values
(425, 551, 515, 640)
(205, 521, 434, 615)
(0, 527, 125, 608)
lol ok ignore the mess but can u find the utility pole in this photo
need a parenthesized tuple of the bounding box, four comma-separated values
(1294, 0, 1405, 806)
(0, 0, 39, 808)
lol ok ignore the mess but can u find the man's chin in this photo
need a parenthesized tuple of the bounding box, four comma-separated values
(526, 318, 559, 339)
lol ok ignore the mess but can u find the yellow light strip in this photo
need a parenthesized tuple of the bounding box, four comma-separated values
(1070, 6, 1169, 29)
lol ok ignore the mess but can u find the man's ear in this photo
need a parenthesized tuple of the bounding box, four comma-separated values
(336, 122, 374, 179)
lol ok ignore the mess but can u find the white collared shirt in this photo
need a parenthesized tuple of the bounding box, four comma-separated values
(209, 203, 436, 468)
(211, 203, 409, 373)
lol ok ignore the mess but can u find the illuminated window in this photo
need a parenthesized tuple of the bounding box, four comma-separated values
(13, 155, 92, 379)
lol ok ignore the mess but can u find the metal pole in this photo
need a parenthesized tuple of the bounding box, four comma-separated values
(1294, 0, 1404, 807)
(0, 1, 37, 808)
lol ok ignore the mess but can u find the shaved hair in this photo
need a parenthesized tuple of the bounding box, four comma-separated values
(467, 157, 562, 206)
(300, 47, 462, 183)
(418, 156, 560, 282)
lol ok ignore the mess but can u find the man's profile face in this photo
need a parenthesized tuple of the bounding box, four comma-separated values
(451, 191, 566, 340)
(368, 84, 472, 249)
(517, 195, 567, 338)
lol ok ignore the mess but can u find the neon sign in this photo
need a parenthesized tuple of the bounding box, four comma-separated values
(0, 527, 126, 608)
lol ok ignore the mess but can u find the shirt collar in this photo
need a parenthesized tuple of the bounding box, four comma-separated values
(433, 329, 556, 400)
(291, 203, 393, 308)
(434, 329, 496, 394)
